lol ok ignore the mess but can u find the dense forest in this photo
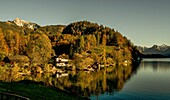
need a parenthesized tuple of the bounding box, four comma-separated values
(0, 19, 141, 69)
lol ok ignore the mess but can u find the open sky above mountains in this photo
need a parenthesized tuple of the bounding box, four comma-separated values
(0, 0, 170, 47)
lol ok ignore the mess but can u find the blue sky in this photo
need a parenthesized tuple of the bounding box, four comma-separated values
(0, 0, 170, 47)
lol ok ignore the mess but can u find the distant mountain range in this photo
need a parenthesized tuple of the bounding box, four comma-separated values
(137, 44, 170, 57)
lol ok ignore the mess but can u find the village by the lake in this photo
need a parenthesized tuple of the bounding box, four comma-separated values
(1, 1, 170, 99)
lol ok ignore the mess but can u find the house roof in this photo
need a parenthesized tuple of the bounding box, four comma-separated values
(3, 55, 30, 63)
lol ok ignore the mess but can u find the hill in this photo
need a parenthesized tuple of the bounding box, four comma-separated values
(0, 18, 141, 67)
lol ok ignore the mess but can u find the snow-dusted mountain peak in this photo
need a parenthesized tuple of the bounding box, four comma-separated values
(13, 18, 40, 29)
(137, 44, 170, 56)
(14, 18, 28, 27)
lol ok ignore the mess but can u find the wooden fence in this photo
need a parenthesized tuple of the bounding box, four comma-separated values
(0, 92, 30, 100)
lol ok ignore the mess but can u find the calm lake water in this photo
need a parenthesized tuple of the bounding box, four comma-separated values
(90, 58, 170, 100)
(1, 58, 170, 100)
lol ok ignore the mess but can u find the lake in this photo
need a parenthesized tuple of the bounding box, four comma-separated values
(90, 58, 170, 100)
(1, 58, 170, 99)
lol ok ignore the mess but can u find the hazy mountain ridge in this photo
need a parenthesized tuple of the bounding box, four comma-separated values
(138, 44, 170, 56)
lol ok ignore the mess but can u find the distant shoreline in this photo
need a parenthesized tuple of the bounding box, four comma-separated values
(142, 54, 170, 58)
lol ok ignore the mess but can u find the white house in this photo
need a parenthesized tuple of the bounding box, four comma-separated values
(55, 57, 69, 67)
(56, 58, 68, 62)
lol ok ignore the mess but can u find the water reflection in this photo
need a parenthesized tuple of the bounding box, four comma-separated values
(141, 58, 170, 72)
(0, 63, 136, 98)
(88, 58, 170, 100)
(118, 58, 170, 100)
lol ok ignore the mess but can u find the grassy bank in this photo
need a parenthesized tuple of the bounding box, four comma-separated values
(0, 80, 89, 100)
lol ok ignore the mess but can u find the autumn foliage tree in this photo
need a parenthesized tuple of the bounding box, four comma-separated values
(26, 33, 52, 64)
(0, 28, 9, 60)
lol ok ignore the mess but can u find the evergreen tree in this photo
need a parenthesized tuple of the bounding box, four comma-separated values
(79, 35, 85, 53)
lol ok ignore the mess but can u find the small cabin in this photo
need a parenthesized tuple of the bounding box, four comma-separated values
(3, 55, 30, 63)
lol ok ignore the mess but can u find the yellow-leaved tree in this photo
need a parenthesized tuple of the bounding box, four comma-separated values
(26, 33, 52, 64)
(0, 28, 9, 61)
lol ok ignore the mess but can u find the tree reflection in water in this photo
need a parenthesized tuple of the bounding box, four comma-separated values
(0, 64, 137, 97)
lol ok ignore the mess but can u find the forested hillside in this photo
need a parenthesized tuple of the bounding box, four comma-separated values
(0, 19, 141, 67)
